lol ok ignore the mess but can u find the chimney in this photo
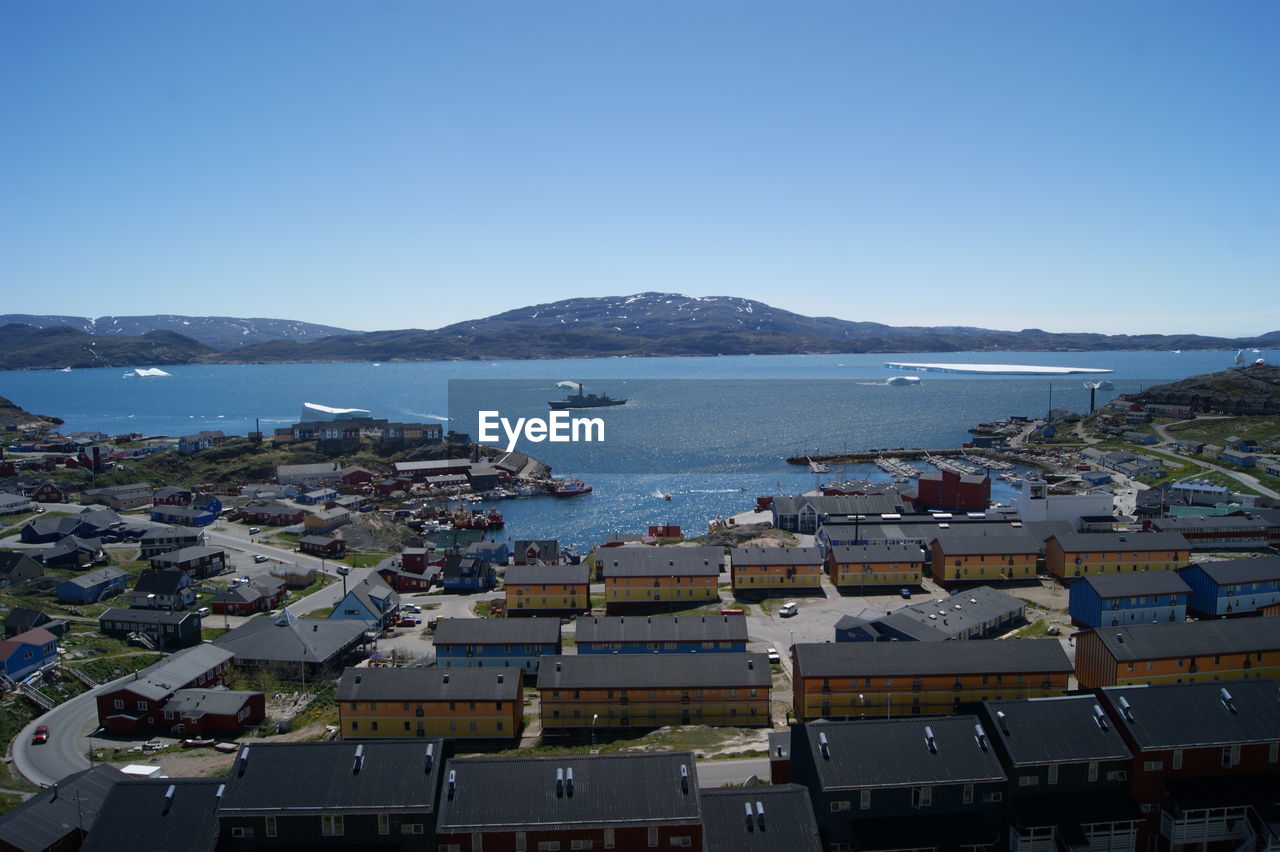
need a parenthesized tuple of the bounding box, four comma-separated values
(556, 768, 565, 798)
(354, 674, 362, 684)
(755, 801, 765, 830)
(163, 784, 176, 815)
(50, 783, 58, 801)
(215, 784, 225, 801)
(747, 658, 754, 670)
(819, 732, 831, 760)
(447, 769, 456, 799)
(352, 744, 364, 774)
(425, 743, 435, 772)
(555, 661, 561, 672)
(1220, 688, 1237, 714)
(1093, 705, 1109, 730)
(995, 711, 1009, 735)
(497, 673, 504, 684)
(679, 764, 689, 794)
(974, 724, 988, 751)
(924, 726, 937, 754)
(566, 767, 575, 797)
(237, 746, 251, 777)
(744, 801, 755, 832)
(442, 673, 450, 684)
(1118, 696, 1134, 721)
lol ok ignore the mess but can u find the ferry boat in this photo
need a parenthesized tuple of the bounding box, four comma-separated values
(548, 381, 627, 409)
(554, 479, 593, 497)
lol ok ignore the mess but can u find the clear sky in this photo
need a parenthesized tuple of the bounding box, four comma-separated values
(2, 0, 1276, 337)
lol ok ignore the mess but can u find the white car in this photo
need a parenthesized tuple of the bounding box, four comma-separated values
(766, 647, 781, 664)
(778, 602, 798, 617)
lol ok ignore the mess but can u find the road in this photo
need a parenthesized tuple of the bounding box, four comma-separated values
(695, 756, 770, 788)
(13, 671, 139, 787)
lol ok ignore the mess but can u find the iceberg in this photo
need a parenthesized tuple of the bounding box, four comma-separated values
(300, 402, 372, 421)
(131, 367, 172, 377)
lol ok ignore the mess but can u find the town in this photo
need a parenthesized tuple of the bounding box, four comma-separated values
(1, 382, 1279, 852)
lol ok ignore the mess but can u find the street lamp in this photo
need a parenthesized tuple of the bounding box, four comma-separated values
(591, 714, 599, 749)
(337, 564, 349, 599)
(88, 726, 103, 765)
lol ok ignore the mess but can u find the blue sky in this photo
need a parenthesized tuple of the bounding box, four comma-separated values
(2, 0, 1276, 337)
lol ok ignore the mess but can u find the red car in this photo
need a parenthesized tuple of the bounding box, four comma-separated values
(32, 725, 49, 745)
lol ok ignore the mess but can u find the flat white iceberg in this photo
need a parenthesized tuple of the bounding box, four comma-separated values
(885, 362, 1112, 375)
(131, 367, 172, 377)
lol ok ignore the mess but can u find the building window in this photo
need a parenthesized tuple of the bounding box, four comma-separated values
(1172, 750, 1183, 770)
(1143, 761, 1164, 772)
(231, 827, 255, 838)
(321, 815, 344, 836)
(401, 824, 424, 835)
(831, 801, 851, 812)
(265, 816, 277, 838)
(648, 827, 659, 847)
(963, 784, 974, 804)
(472, 832, 484, 851)
(378, 814, 389, 835)
(113, 699, 124, 710)
(571, 842, 594, 851)
(911, 786, 932, 808)
(1270, 742, 1279, 764)
(1222, 745, 1241, 767)
(670, 839, 692, 848)
(604, 829, 615, 849)
(1046, 764, 1058, 785)
(1018, 775, 1040, 787)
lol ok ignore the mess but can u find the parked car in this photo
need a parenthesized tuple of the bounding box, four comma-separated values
(402, 604, 421, 613)
(254, 554, 268, 563)
(32, 725, 49, 745)
(766, 648, 781, 664)
(196, 607, 210, 617)
(248, 527, 261, 535)
(778, 602, 798, 617)
(396, 616, 419, 628)
(899, 588, 913, 599)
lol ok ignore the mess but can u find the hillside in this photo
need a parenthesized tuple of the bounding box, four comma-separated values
(0, 324, 217, 371)
(0, 395, 62, 431)
(0, 314, 354, 350)
(1124, 363, 1280, 413)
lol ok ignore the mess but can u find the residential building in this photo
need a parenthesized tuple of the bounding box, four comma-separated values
(275, 461, 342, 486)
(177, 430, 227, 455)
(237, 499, 307, 526)
(1068, 571, 1191, 628)
(95, 644, 234, 734)
(0, 627, 58, 681)
(40, 534, 104, 569)
(600, 545, 723, 611)
(303, 507, 350, 534)
(1075, 618, 1280, 688)
(148, 545, 227, 579)
(436, 751, 704, 852)
(329, 574, 399, 629)
(504, 563, 590, 615)
(19, 513, 93, 543)
(981, 696, 1140, 852)
(789, 717, 1007, 852)
(1045, 531, 1191, 582)
(700, 784, 822, 852)
(82, 778, 223, 852)
(0, 552, 43, 587)
(0, 492, 34, 515)
(296, 487, 339, 505)
(539, 654, 771, 731)
(826, 543, 926, 589)
(513, 539, 559, 565)
(1178, 556, 1280, 618)
(217, 740, 445, 849)
(337, 666, 522, 740)
(575, 614, 748, 654)
(299, 534, 346, 558)
(138, 524, 204, 558)
(433, 617, 562, 676)
(0, 765, 124, 852)
(2, 607, 63, 639)
(730, 546, 824, 594)
(212, 610, 369, 679)
(211, 577, 288, 616)
(1098, 679, 1280, 847)
(791, 639, 1073, 722)
(127, 568, 196, 610)
(56, 565, 128, 604)
(80, 482, 153, 510)
(462, 539, 508, 565)
(98, 607, 203, 650)
(154, 688, 266, 737)
(929, 533, 1040, 586)
(149, 503, 219, 527)
(441, 555, 495, 592)
(1146, 515, 1272, 549)
(835, 586, 1025, 642)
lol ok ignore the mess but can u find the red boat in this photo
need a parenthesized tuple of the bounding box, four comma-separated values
(554, 479, 593, 497)
(485, 508, 505, 527)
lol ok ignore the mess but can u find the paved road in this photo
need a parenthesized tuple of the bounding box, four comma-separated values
(695, 756, 771, 788)
(13, 671, 139, 787)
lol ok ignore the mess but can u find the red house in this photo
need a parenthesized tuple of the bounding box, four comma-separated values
(20, 479, 65, 503)
(341, 466, 376, 486)
(238, 500, 306, 526)
(376, 565, 434, 592)
(96, 645, 234, 734)
(400, 547, 438, 573)
(157, 688, 265, 737)
(299, 535, 346, 558)
(210, 577, 287, 616)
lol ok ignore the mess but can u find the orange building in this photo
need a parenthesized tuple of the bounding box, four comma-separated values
(791, 639, 1072, 722)
(1044, 531, 1190, 582)
(337, 665, 522, 740)
(504, 563, 590, 616)
(826, 543, 926, 589)
(1073, 617, 1280, 689)
(929, 534, 1040, 586)
(600, 546, 723, 611)
(730, 546, 824, 594)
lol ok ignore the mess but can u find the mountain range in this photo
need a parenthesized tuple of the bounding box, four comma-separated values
(2, 294, 1278, 370)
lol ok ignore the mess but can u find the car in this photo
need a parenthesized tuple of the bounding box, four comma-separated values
(253, 554, 268, 563)
(32, 725, 49, 745)
(402, 604, 421, 614)
(396, 617, 420, 628)
(900, 588, 913, 599)
(196, 606, 210, 617)
(766, 647, 781, 664)
(248, 527, 261, 535)
(239, 576, 251, 584)
(778, 602, 798, 617)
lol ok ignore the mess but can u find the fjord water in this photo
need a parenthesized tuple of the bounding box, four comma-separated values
(2, 350, 1266, 548)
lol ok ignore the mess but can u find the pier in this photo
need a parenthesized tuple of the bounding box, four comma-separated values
(785, 447, 1056, 475)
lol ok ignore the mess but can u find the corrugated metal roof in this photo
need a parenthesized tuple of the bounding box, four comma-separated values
(0, 765, 124, 852)
(434, 617, 562, 646)
(600, 546, 724, 578)
(337, 666, 522, 702)
(1193, 556, 1280, 585)
(575, 614, 747, 645)
(700, 784, 821, 852)
(537, 653, 772, 690)
(1051, 531, 1189, 553)
(1100, 679, 1280, 749)
(1090, 618, 1280, 661)
(983, 695, 1132, 765)
(1081, 570, 1191, 598)
(794, 638, 1072, 678)
(730, 547, 824, 567)
(504, 564, 589, 585)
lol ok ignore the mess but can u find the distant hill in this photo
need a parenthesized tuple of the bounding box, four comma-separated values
(4, 294, 1279, 369)
(0, 394, 62, 430)
(0, 324, 217, 371)
(1124, 363, 1280, 413)
(0, 314, 355, 350)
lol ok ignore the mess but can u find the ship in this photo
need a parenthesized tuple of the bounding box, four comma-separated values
(548, 381, 627, 409)
(554, 478, 593, 497)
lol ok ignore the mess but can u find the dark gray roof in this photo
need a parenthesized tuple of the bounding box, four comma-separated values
(1191, 556, 1280, 585)
(875, 586, 1025, 641)
(700, 784, 822, 852)
(140, 524, 201, 541)
(148, 546, 223, 563)
(1155, 515, 1271, 532)
(337, 666, 522, 702)
(799, 716, 1007, 790)
(599, 546, 723, 578)
(773, 494, 906, 517)
(828, 544, 926, 563)
(0, 765, 124, 852)
(537, 654, 771, 690)
(163, 687, 261, 718)
(117, 645, 235, 702)
(64, 566, 127, 589)
(504, 563, 589, 585)
(212, 612, 368, 664)
(219, 740, 445, 815)
(99, 607, 195, 626)
(794, 639, 1073, 678)
(1088, 618, 1280, 661)
(982, 695, 1132, 765)
(1050, 531, 1190, 552)
(434, 617, 562, 646)
(575, 614, 747, 645)
(436, 752, 702, 832)
(930, 533, 1042, 555)
(1081, 570, 1191, 598)
(131, 568, 189, 595)
(1100, 679, 1280, 750)
(730, 546, 824, 566)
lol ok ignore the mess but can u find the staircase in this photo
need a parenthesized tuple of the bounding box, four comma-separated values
(128, 631, 159, 651)
(67, 666, 100, 688)
(20, 682, 55, 712)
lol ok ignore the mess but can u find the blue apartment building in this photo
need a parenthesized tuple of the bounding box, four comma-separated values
(574, 614, 748, 654)
(1178, 556, 1280, 618)
(1068, 571, 1190, 628)
(433, 617, 561, 675)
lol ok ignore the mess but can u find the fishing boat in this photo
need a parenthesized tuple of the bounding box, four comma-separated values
(485, 508, 505, 527)
(548, 381, 627, 409)
(807, 458, 831, 474)
(554, 479, 593, 497)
